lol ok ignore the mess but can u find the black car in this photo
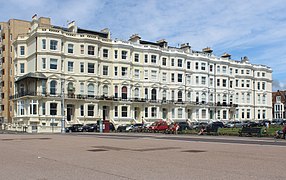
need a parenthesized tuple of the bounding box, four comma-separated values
(210, 121, 225, 128)
(242, 121, 259, 127)
(65, 124, 83, 132)
(271, 119, 284, 125)
(192, 122, 208, 130)
(177, 122, 191, 131)
(82, 123, 97, 132)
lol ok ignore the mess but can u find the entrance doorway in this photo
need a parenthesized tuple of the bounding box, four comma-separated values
(67, 104, 74, 121)
(103, 106, 110, 120)
(134, 107, 139, 120)
(162, 108, 167, 119)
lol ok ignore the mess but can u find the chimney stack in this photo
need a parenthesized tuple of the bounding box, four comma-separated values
(129, 34, 141, 44)
(157, 39, 168, 48)
(180, 43, 191, 53)
(68, 21, 77, 33)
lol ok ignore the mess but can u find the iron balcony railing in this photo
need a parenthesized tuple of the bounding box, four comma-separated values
(10, 92, 238, 108)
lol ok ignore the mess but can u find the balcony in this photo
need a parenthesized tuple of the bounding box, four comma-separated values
(10, 92, 239, 108)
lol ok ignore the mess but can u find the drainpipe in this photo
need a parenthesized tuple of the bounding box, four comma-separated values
(253, 70, 256, 121)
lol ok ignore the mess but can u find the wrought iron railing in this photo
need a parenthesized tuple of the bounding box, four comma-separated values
(10, 92, 238, 107)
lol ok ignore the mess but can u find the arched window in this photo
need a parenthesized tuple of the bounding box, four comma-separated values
(162, 90, 167, 101)
(247, 93, 250, 103)
(145, 88, 148, 99)
(67, 82, 75, 98)
(230, 95, 233, 104)
(202, 93, 206, 103)
(50, 80, 57, 95)
(178, 91, 182, 102)
(151, 88, 157, 100)
(134, 88, 139, 98)
(210, 93, 213, 102)
(88, 83, 94, 97)
(187, 92, 191, 102)
(67, 82, 74, 92)
(122, 86, 127, 99)
(103, 85, 108, 96)
(217, 94, 221, 104)
(262, 94, 266, 104)
(223, 94, 227, 104)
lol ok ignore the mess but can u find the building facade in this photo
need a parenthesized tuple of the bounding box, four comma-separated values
(272, 90, 286, 119)
(11, 16, 272, 132)
(0, 19, 32, 127)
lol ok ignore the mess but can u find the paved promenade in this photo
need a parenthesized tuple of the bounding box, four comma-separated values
(0, 133, 285, 180)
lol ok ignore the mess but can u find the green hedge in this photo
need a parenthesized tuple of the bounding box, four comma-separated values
(178, 125, 284, 137)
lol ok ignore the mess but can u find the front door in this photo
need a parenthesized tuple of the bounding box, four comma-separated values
(103, 106, 109, 120)
(67, 104, 74, 121)
(134, 107, 139, 120)
(162, 108, 167, 120)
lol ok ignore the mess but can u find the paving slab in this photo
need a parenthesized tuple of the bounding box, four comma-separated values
(0, 133, 285, 180)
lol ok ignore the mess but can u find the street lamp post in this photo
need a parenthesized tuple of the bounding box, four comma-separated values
(61, 78, 65, 133)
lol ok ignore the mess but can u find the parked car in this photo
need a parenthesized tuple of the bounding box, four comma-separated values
(65, 124, 83, 132)
(271, 119, 284, 126)
(209, 121, 225, 128)
(177, 122, 191, 131)
(226, 121, 243, 128)
(126, 123, 143, 132)
(242, 121, 259, 127)
(191, 122, 208, 130)
(258, 120, 271, 127)
(82, 123, 97, 132)
(116, 124, 131, 132)
(142, 123, 152, 132)
(149, 121, 169, 132)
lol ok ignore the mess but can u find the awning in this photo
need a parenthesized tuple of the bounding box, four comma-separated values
(15, 72, 47, 83)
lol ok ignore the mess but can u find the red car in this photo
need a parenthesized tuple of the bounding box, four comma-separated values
(149, 121, 169, 132)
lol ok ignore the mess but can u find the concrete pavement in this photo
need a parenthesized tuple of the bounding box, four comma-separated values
(0, 133, 285, 180)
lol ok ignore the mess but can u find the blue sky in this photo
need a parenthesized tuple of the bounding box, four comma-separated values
(1, 0, 286, 91)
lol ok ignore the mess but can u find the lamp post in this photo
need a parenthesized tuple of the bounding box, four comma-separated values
(61, 78, 65, 133)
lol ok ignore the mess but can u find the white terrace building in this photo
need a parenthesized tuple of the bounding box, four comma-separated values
(11, 17, 272, 132)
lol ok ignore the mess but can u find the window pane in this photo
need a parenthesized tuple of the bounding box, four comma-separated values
(50, 59, 57, 70)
